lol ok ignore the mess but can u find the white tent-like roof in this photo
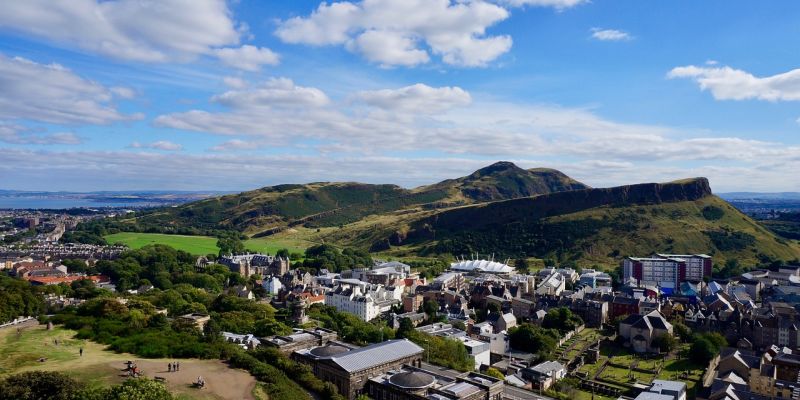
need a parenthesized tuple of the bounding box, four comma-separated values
(450, 259, 513, 274)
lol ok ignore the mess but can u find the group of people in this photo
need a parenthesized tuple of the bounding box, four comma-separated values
(167, 361, 180, 372)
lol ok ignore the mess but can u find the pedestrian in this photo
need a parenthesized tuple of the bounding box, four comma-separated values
(168, 363, 172, 373)
(79, 347, 83, 357)
(176, 362, 180, 371)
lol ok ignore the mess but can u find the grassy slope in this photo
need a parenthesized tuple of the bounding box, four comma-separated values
(104, 232, 219, 255)
(104, 232, 310, 256)
(544, 195, 800, 267)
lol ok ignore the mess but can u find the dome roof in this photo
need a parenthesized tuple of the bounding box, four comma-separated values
(389, 371, 435, 389)
(310, 344, 350, 358)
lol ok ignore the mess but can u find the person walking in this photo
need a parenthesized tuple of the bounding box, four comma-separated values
(168, 363, 172, 373)
(176, 362, 180, 372)
(79, 347, 83, 357)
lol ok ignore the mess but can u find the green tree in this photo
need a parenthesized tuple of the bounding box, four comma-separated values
(513, 258, 530, 274)
(672, 322, 691, 342)
(484, 367, 505, 380)
(653, 333, 677, 353)
(0, 371, 82, 400)
(508, 323, 559, 360)
(105, 378, 175, 400)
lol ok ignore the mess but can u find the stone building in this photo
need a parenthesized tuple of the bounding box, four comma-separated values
(366, 366, 504, 400)
(294, 339, 425, 399)
(263, 327, 338, 354)
(219, 253, 289, 277)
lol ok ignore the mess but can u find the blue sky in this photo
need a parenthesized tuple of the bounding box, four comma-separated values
(0, 0, 798, 192)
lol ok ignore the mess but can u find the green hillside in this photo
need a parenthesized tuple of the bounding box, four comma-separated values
(123, 162, 588, 236)
(350, 178, 800, 268)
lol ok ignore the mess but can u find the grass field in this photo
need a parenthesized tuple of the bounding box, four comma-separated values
(0, 324, 257, 400)
(104, 232, 311, 256)
(105, 233, 220, 255)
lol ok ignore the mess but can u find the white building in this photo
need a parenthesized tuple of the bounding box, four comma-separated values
(536, 270, 565, 295)
(325, 279, 400, 321)
(263, 276, 283, 295)
(451, 259, 514, 275)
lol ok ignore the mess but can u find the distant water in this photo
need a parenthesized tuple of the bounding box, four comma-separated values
(0, 196, 165, 209)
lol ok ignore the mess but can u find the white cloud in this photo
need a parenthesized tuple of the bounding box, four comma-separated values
(499, 0, 588, 10)
(214, 45, 280, 71)
(222, 76, 248, 89)
(210, 78, 331, 109)
(668, 64, 800, 101)
(0, 123, 82, 145)
(0, 0, 279, 69)
(355, 84, 471, 113)
(154, 79, 800, 170)
(0, 54, 140, 125)
(210, 139, 262, 152)
(129, 140, 183, 151)
(275, 0, 512, 67)
(2, 148, 798, 192)
(590, 28, 632, 41)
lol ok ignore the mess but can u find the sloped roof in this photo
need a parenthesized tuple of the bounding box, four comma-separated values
(328, 339, 423, 373)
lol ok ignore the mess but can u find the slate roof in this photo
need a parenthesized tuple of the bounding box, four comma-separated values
(328, 339, 423, 373)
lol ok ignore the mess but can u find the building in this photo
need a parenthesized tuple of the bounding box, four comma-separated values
(578, 269, 613, 288)
(535, 270, 565, 296)
(219, 253, 289, 277)
(264, 328, 338, 354)
(178, 313, 211, 331)
(294, 339, 425, 399)
(611, 296, 641, 319)
(366, 366, 504, 400)
(618, 310, 673, 353)
(325, 279, 400, 321)
(263, 276, 283, 295)
(222, 332, 261, 349)
(450, 259, 514, 275)
(522, 361, 566, 391)
(432, 272, 466, 291)
(417, 323, 490, 370)
(640, 380, 687, 400)
(623, 254, 712, 292)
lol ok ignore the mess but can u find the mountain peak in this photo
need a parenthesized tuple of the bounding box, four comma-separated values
(470, 161, 522, 177)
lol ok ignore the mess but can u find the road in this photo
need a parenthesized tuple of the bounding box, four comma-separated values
(417, 362, 555, 400)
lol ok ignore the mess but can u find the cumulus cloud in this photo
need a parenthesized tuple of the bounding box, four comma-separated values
(153, 78, 800, 173)
(0, 0, 279, 69)
(214, 45, 280, 71)
(0, 124, 82, 145)
(222, 76, 248, 89)
(210, 77, 331, 109)
(355, 84, 471, 113)
(668, 64, 800, 101)
(129, 140, 183, 151)
(275, 0, 512, 67)
(0, 54, 140, 125)
(590, 28, 632, 41)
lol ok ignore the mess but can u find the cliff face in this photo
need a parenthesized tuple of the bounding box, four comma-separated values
(416, 177, 713, 231)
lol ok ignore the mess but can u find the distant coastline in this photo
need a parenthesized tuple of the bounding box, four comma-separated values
(0, 190, 227, 210)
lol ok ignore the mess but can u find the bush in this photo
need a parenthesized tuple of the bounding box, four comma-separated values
(702, 205, 725, 221)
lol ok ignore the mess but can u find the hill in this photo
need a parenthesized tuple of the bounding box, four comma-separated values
(335, 178, 799, 267)
(124, 162, 588, 235)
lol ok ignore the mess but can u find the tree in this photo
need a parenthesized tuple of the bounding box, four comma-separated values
(105, 378, 175, 400)
(508, 323, 559, 360)
(484, 367, 505, 380)
(397, 317, 415, 339)
(653, 333, 677, 353)
(689, 332, 728, 364)
(513, 258, 530, 274)
(422, 300, 439, 319)
(0, 371, 83, 400)
(672, 322, 691, 342)
(542, 307, 583, 333)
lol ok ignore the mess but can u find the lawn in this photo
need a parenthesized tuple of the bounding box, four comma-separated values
(104, 232, 310, 256)
(105, 232, 219, 255)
